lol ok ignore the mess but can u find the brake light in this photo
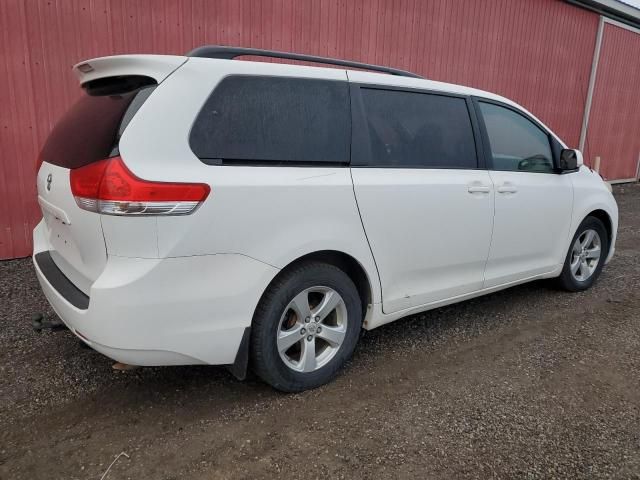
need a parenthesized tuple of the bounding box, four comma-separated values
(70, 156, 210, 215)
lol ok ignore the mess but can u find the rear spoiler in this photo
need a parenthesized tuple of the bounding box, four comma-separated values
(73, 55, 188, 86)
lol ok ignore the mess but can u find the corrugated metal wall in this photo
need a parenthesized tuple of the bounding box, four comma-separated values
(0, 0, 637, 259)
(584, 21, 640, 180)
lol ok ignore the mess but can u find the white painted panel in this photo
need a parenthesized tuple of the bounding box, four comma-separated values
(352, 168, 494, 313)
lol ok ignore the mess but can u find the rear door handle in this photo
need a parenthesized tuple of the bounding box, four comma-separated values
(468, 185, 491, 194)
(496, 183, 518, 194)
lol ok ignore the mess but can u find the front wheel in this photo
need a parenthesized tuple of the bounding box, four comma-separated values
(250, 262, 362, 392)
(557, 216, 609, 292)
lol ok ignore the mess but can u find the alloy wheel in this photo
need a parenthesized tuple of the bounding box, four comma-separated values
(276, 286, 348, 373)
(570, 228, 602, 282)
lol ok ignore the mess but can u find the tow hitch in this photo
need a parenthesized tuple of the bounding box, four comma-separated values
(31, 313, 66, 332)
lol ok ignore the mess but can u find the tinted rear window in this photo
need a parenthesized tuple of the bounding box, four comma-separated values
(190, 76, 350, 165)
(40, 83, 155, 169)
(354, 88, 477, 169)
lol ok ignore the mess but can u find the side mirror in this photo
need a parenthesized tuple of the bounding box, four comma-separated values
(559, 149, 583, 171)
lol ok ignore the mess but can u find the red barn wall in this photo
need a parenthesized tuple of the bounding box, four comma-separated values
(584, 21, 640, 180)
(0, 0, 637, 259)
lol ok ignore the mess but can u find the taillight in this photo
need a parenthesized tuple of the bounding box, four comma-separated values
(70, 156, 210, 216)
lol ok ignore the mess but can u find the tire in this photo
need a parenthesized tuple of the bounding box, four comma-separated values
(250, 262, 362, 392)
(556, 216, 609, 292)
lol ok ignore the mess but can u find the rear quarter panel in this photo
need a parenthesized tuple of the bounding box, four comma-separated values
(117, 58, 382, 304)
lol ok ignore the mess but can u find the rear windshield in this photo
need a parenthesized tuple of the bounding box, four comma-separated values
(40, 81, 155, 169)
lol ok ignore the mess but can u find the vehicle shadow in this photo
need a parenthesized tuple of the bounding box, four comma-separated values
(51, 277, 564, 421)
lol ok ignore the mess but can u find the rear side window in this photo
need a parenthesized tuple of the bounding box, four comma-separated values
(40, 79, 156, 169)
(354, 88, 477, 169)
(190, 76, 350, 165)
(478, 102, 554, 173)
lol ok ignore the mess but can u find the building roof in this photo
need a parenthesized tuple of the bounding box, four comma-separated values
(569, 0, 640, 29)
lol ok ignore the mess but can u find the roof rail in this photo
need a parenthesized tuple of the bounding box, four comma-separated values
(186, 45, 423, 79)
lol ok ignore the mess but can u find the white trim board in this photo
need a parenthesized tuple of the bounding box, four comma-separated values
(608, 178, 639, 184)
(579, 16, 605, 153)
(604, 16, 640, 35)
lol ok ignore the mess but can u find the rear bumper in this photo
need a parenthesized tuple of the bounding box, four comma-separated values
(34, 251, 89, 309)
(33, 222, 279, 366)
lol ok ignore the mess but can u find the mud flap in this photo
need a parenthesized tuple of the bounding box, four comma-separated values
(227, 327, 251, 380)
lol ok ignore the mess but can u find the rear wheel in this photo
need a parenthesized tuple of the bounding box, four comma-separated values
(557, 216, 608, 291)
(250, 262, 362, 392)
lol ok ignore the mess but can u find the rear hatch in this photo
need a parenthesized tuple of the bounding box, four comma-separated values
(36, 55, 185, 294)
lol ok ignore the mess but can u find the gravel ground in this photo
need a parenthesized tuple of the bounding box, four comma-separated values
(1, 184, 639, 480)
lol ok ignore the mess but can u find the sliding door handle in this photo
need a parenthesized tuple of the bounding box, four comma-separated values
(496, 183, 518, 194)
(468, 185, 491, 194)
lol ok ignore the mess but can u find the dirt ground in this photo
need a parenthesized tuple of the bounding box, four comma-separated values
(1, 184, 639, 480)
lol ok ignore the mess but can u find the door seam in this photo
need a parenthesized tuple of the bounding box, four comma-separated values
(348, 167, 385, 311)
(482, 170, 498, 289)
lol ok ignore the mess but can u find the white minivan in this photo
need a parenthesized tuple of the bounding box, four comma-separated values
(33, 47, 618, 391)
